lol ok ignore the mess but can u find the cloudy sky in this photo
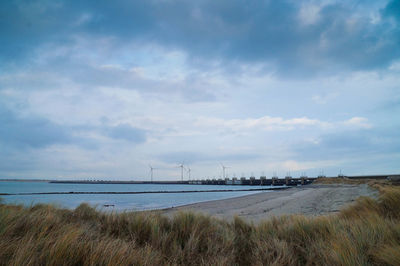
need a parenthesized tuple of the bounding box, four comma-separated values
(1, 0, 399, 180)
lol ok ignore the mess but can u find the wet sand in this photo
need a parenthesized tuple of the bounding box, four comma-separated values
(162, 184, 378, 222)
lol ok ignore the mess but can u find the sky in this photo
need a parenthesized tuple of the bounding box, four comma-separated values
(0, 0, 399, 180)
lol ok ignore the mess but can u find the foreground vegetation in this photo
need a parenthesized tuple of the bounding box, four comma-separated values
(1, 180, 400, 265)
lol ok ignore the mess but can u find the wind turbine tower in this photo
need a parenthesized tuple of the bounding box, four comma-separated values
(178, 162, 185, 181)
(186, 167, 192, 180)
(148, 165, 158, 182)
(220, 163, 230, 179)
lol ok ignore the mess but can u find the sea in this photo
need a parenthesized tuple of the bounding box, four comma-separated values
(0, 181, 277, 211)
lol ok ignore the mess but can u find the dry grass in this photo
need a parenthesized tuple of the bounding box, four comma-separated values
(1, 182, 400, 265)
(314, 177, 391, 186)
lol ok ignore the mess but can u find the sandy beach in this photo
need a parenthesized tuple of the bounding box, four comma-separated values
(162, 184, 378, 222)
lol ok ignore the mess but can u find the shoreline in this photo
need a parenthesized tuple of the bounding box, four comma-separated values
(160, 183, 379, 222)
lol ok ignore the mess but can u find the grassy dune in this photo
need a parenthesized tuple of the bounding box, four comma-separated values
(1, 181, 400, 265)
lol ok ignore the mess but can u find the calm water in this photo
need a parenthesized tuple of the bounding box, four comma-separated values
(0, 181, 278, 211)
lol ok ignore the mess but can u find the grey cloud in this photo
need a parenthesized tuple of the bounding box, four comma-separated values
(0, 1, 75, 69)
(0, 61, 217, 102)
(293, 128, 400, 161)
(0, 143, 42, 174)
(71, 64, 216, 102)
(0, 105, 147, 176)
(375, 96, 400, 112)
(0, 104, 72, 149)
(1, 0, 399, 76)
(0, 104, 148, 150)
(158, 151, 260, 165)
(104, 123, 146, 143)
(384, 0, 400, 21)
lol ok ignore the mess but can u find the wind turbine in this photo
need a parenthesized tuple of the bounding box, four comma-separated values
(148, 165, 158, 182)
(178, 161, 185, 181)
(220, 163, 230, 179)
(185, 166, 192, 180)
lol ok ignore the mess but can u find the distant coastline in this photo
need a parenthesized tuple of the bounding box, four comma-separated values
(0, 179, 49, 182)
(0, 174, 396, 184)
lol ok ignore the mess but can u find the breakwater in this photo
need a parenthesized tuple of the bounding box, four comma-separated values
(49, 177, 315, 186)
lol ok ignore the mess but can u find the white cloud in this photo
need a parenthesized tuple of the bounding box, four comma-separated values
(298, 4, 322, 26)
(192, 115, 374, 137)
(312, 92, 339, 104)
(73, 13, 94, 27)
(389, 60, 400, 72)
(342, 117, 373, 129)
(194, 115, 330, 132)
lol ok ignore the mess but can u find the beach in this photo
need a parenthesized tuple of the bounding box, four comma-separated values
(162, 183, 378, 222)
